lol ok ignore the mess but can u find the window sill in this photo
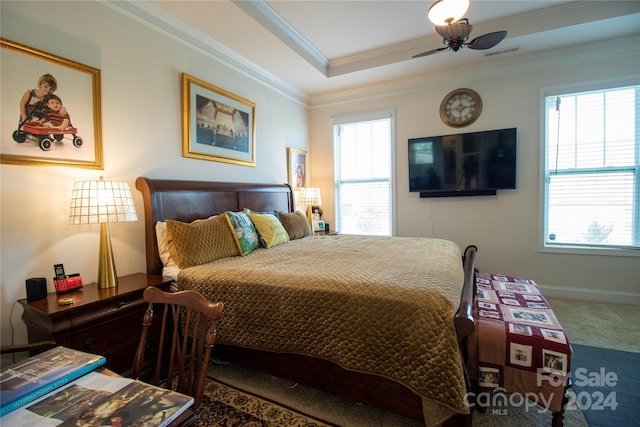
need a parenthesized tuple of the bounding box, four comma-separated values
(539, 244, 640, 257)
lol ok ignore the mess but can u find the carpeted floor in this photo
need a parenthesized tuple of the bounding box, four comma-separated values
(202, 297, 638, 426)
(546, 297, 640, 353)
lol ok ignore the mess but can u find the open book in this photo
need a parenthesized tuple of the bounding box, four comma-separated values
(1, 370, 194, 427)
(0, 346, 106, 416)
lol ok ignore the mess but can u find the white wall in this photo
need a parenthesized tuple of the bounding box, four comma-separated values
(309, 43, 640, 303)
(0, 1, 308, 347)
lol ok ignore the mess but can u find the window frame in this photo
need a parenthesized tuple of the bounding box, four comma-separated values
(332, 109, 396, 236)
(539, 77, 640, 257)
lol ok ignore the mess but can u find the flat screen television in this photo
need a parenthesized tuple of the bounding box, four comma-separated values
(409, 128, 517, 197)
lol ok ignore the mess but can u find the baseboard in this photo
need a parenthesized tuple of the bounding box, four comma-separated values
(539, 284, 640, 305)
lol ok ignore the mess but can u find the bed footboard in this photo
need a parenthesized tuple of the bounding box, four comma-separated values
(455, 245, 477, 343)
(455, 244, 478, 401)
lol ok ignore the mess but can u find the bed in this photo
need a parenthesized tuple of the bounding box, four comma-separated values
(135, 177, 477, 427)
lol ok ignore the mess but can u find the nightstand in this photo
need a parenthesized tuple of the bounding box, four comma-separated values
(314, 230, 339, 236)
(18, 273, 172, 376)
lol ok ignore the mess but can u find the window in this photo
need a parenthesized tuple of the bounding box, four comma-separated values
(333, 112, 394, 236)
(543, 83, 639, 251)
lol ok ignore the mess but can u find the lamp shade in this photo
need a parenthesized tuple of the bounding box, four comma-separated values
(295, 187, 322, 208)
(69, 178, 137, 289)
(69, 179, 137, 225)
(427, 0, 470, 26)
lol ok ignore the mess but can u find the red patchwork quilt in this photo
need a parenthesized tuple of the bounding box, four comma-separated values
(468, 272, 572, 412)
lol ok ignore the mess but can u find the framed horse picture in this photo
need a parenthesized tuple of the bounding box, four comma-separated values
(182, 73, 255, 167)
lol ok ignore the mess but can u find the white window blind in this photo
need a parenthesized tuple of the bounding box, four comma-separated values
(543, 84, 639, 250)
(333, 113, 393, 236)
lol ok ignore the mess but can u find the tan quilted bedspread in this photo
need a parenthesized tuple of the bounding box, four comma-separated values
(177, 235, 468, 417)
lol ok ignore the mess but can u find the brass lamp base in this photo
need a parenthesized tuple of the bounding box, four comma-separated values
(306, 205, 314, 229)
(97, 222, 118, 289)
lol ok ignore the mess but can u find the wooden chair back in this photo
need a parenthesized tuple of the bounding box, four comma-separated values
(132, 286, 224, 409)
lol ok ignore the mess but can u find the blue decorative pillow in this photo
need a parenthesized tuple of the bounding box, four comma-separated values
(224, 211, 259, 256)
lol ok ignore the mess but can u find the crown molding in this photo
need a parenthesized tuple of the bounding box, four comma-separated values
(309, 34, 640, 108)
(231, 0, 328, 76)
(327, 1, 640, 77)
(100, 0, 309, 106)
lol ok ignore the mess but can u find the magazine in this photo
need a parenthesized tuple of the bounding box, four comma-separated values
(0, 371, 194, 427)
(0, 346, 106, 416)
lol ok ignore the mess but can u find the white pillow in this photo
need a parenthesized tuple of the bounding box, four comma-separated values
(155, 221, 177, 270)
(164, 265, 181, 283)
(156, 216, 223, 273)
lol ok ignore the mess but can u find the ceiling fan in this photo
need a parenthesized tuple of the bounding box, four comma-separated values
(413, 0, 507, 58)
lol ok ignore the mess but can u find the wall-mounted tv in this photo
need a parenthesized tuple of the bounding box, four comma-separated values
(409, 128, 517, 197)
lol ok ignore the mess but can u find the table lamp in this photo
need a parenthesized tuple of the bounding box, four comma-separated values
(295, 187, 322, 229)
(69, 177, 138, 288)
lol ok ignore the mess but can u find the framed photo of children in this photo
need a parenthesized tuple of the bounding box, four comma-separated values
(182, 73, 255, 167)
(0, 39, 103, 169)
(287, 147, 307, 189)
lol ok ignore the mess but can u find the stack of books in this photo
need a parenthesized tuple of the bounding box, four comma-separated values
(1, 346, 193, 426)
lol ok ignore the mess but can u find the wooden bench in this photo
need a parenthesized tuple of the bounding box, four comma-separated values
(468, 272, 572, 427)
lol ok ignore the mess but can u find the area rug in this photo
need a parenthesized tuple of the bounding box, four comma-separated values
(198, 372, 588, 427)
(196, 376, 339, 426)
(571, 343, 640, 427)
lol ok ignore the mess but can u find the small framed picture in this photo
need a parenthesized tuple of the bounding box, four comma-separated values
(287, 147, 307, 188)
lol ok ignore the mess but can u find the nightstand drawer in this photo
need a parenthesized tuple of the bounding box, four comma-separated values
(101, 330, 163, 376)
(66, 297, 148, 333)
(67, 301, 165, 375)
(69, 311, 146, 353)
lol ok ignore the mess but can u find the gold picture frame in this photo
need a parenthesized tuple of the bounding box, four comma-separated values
(287, 147, 307, 189)
(1, 39, 103, 169)
(182, 73, 255, 166)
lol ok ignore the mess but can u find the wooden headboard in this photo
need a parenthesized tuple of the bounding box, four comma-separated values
(135, 177, 295, 276)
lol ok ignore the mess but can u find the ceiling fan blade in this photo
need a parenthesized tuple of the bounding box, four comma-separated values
(412, 47, 448, 58)
(467, 31, 507, 50)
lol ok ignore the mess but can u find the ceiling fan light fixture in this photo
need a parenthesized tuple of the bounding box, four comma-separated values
(435, 20, 473, 40)
(427, 0, 470, 26)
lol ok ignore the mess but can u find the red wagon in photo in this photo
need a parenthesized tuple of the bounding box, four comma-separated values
(13, 123, 83, 151)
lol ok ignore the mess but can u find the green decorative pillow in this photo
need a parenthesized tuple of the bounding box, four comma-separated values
(225, 211, 260, 256)
(165, 215, 239, 269)
(248, 211, 290, 248)
(278, 211, 312, 240)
